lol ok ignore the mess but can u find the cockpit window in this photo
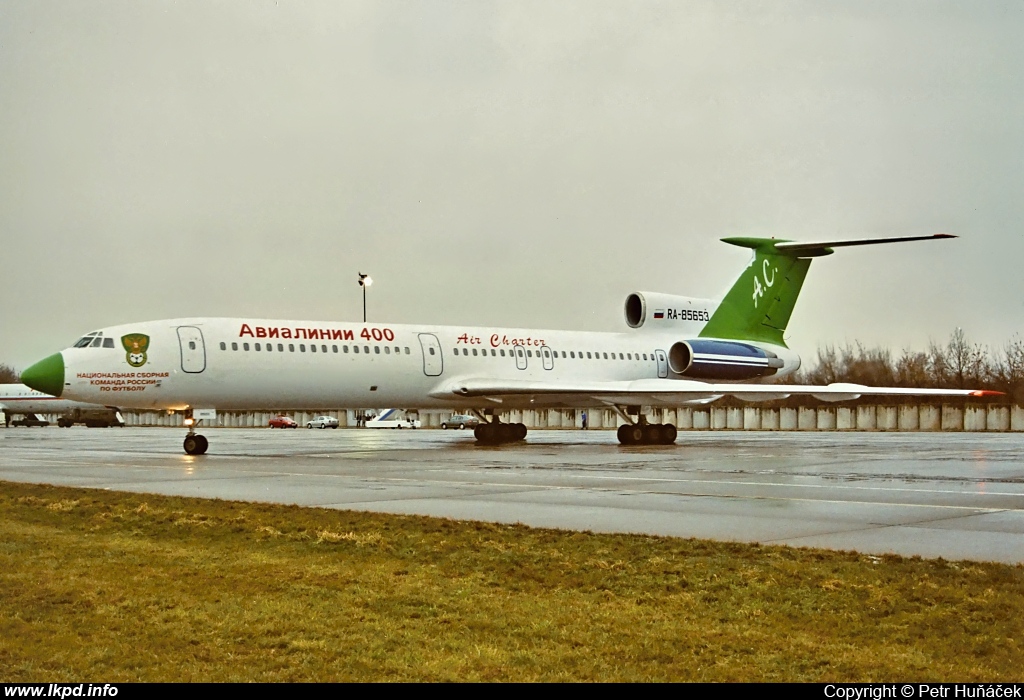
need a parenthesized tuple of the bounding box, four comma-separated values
(90, 336, 103, 348)
(103, 338, 115, 348)
(74, 334, 97, 348)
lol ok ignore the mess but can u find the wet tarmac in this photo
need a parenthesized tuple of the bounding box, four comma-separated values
(2, 427, 1023, 563)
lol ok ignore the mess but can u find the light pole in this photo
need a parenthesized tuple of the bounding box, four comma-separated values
(358, 272, 372, 323)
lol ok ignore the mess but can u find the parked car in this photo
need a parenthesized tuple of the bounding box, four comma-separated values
(268, 415, 298, 429)
(307, 415, 340, 429)
(440, 414, 479, 430)
(366, 417, 422, 429)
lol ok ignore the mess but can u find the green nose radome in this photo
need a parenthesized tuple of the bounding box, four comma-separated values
(21, 353, 65, 398)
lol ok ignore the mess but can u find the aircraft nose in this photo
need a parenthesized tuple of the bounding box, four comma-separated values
(21, 353, 65, 397)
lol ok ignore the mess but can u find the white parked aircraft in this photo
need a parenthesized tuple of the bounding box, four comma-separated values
(0, 383, 123, 427)
(21, 235, 997, 454)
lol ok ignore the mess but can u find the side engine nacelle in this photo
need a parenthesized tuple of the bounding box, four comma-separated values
(624, 292, 718, 331)
(668, 339, 788, 380)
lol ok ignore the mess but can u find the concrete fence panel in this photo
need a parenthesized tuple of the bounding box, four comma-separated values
(941, 405, 963, 431)
(727, 408, 744, 430)
(920, 405, 941, 431)
(798, 407, 816, 430)
(964, 406, 987, 432)
(986, 406, 1010, 432)
(816, 408, 836, 430)
(877, 406, 897, 431)
(898, 405, 919, 431)
(711, 408, 728, 430)
(857, 406, 876, 431)
(837, 407, 855, 430)
(743, 407, 762, 430)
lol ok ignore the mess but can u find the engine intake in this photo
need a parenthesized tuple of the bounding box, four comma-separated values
(669, 339, 785, 380)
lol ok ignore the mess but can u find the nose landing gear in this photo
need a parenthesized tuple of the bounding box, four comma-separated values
(182, 410, 209, 455)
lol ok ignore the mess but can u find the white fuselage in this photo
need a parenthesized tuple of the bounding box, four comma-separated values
(55, 317, 801, 412)
(0, 384, 110, 415)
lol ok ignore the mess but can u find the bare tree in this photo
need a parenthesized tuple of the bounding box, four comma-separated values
(991, 335, 1024, 403)
(895, 350, 931, 387)
(943, 328, 989, 389)
(0, 364, 18, 384)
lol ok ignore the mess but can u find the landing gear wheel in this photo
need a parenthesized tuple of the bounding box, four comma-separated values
(514, 423, 527, 441)
(661, 424, 677, 444)
(618, 424, 644, 445)
(474, 424, 490, 442)
(645, 425, 662, 444)
(183, 434, 209, 455)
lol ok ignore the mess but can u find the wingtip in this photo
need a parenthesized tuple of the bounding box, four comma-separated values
(969, 390, 1004, 397)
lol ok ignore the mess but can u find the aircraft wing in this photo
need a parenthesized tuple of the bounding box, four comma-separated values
(430, 377, 1000, 405)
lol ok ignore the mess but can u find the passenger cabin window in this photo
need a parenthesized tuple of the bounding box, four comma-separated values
(311, 344, 317, 353)
(255, 343, 261, 351)
(354, 346, 360, 353)
(374, 346, 380, 354)
(289, 344, 295, 352)
(220, 342, 226, 351)
(278, 344, 284, 352)
(429, 348, 435, 355)
(242, 343, 249, 351)
(232, 342, 238, 351)
(300, 344, 306, 352)
(344, 346, 349, 353)
(322, 345, 327, 353)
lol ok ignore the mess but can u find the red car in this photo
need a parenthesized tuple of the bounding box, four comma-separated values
(268, 415, 298, 429)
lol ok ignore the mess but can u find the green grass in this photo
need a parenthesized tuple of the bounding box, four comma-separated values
(1, 480, 1021, 681)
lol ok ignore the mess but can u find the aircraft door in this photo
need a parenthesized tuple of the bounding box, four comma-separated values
(177, 326, 207, 374)
(418, 334, 443, 376)
(656, 349, 668, 378)
(540, 345, 554, 370)
(514, 345, 527, 370)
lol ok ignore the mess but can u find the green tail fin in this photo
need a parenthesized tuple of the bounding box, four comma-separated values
(699, 238, 816, 347)
(698, 233, 955, 347)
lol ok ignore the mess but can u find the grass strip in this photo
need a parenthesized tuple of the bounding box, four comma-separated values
(0, 480, 1021, 681)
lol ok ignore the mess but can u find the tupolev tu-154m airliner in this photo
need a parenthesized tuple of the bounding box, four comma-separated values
(20, 235, 999, 454)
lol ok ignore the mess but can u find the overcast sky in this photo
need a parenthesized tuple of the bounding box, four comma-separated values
(2, 0, 1022, 370)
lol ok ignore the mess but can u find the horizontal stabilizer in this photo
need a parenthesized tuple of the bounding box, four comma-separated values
(773, 233, 956, 256)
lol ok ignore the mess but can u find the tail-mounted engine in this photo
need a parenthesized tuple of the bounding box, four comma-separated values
(668, 339, 785, 380)
(624, 292, 718, 330)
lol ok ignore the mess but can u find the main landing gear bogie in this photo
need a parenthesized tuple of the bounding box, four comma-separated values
(473, 421, 527, 445)
(616, 422, 677, 446)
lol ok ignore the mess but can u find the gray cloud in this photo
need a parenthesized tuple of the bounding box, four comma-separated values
(1, 0, 1022, 369)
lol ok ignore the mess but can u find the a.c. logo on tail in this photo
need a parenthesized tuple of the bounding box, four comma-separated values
(121, 333, 150, 368)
